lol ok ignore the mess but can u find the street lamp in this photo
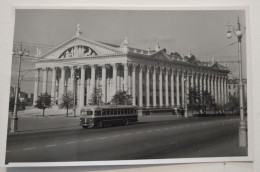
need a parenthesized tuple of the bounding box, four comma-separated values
(10, 42, 29, 132)
(226, 17, 247, 147)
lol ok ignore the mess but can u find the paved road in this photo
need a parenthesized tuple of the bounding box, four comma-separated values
(5, 116, 247, 163)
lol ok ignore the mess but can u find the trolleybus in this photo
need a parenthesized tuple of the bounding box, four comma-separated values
(80, 105, 138, 128)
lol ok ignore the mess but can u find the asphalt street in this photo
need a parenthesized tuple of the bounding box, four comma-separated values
(5, 116, 247, 163)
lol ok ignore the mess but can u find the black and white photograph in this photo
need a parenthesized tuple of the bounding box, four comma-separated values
(5, 9, 249, 165)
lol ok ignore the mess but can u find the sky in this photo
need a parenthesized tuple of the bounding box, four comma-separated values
(11, 9, 247, 94)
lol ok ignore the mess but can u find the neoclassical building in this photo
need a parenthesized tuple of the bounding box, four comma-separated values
(33, 26, 229, 110)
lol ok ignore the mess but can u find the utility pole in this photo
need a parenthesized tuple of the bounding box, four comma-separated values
(10, 42, 29, 132)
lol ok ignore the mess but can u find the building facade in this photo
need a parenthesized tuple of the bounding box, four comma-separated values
(33, 26, 230, 109)
(227, 78, 247, 102)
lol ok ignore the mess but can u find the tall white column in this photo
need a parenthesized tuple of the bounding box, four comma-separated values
(59, 67, 65, 99)
(181, 71, 185, 106)
(33, 68, 40, 105)
(90, 65, 96, 93)
(42, 68, 49, 93)
(51, 67, 56, 102)
(153, 67, 157, 107)
(199, 73, 203, 92)
(159, 67, 163, 107)
(165, 68, 169, 107)
(191, 72, 194, 88)
(123, 63, 128, 92)
(146, 66, 150, 107)
(70, 66, 75, 92)
(171, 70, 175, 106)
(218, 76, 222, 104)
(176, 70, 180, 106)
(203, 74, 207, 91)
(132, 64, 136, 105)
(139, 65, 143, 107)
(214, 76, 218, 102)
(211, 75, 214, 98)
(102, 65, 107, 103)
(224, 77, 227, 103)
(79, 66, 86, 107)
(194, 73, 198, 90)
(112, 64, 117, 96)
(207, 74, 211, 92)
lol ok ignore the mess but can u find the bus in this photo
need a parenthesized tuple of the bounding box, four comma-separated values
(80, 105, 138, 128)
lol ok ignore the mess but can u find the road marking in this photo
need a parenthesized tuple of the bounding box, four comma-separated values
(163, 128, 169, 130)
(82, 139, 93, 142)
(137, 131, 143, 134)
(146, 130, 152, 132)
(45, 144, 56, 147)
(112, 135, 120, 138)
(24, 147, 36, 150)
(98, 137, 107, 140)
(155, 129, 161, 131)
(66, 141, 77, 144)
(124, 133, 131, 136)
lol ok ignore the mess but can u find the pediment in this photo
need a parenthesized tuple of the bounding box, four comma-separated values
(39, 36, 122, 60)
(150, 49, 172, 62)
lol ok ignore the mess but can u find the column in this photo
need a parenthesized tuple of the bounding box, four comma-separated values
(207, 74, 211, 93)
(79, 66, 86, 107)
(203, 74, 207, 91)
(181, 71, 185, 106)
(90, 65, 96, 93)
(211, 75, 214, 98)
(190, 72, 194, 88)
(153, 67, 157, 107)
(59, 67, 65, 98)
(139, 65, 143, 107)
(146, 66, 150, 107)
(176, 70, 180, 106)
(123, 63, 128, 91)
(33, 68, 40, 105)
(70, 66, 75, 92)
(159, 67, 163, 107)
(102, 65, 107, 103)
(51, 67, 56, 102)
(214, 76, 218, 103)
(112, 64, 117, 96)
(132, 64, 136, 105)
(165, 68, 169, 107)
(199, 73, 203, 92)
(218, 76, 222, 104)
(42, 68, 49, 93)
(194, 73, 198, 90)
(171, 70, 175, 106)
(224, 77, 227, 103)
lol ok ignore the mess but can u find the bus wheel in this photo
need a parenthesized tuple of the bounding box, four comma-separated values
(82, 126, 88, 129)
(124, 119, 129, 126)
(97, 121, 103, 128)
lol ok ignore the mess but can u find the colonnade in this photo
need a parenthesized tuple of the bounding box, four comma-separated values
(33, 63, 228, 108)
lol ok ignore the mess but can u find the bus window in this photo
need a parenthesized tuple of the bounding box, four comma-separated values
(107, 109, 111, 115)
(113, 109, 117, 115)
(124, 109, 128, 114)
(130, 108, 134, 114)
(86, 110, 93, 116)
(102, 109, 106, 116)
(121, 109, 124, 114)
(95, 110, 101, 116)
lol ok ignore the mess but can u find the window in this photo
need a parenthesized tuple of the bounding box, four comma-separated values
(95, 110, 101, 116)
(86, 111, 93, 116)
(233, 85, 236, 89)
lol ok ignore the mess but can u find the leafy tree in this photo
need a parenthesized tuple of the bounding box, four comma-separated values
(225, 95, 239, 114)
(35, 93, 52, 116)
(200, 90, 216, 114)
(58, 91, 74, 117)
(110, 91, 132, 105)
(88, 87, 103, 105)
(188, 87, 201, 114)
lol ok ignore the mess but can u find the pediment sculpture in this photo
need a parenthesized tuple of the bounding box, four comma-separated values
(59, 45, 97, 58)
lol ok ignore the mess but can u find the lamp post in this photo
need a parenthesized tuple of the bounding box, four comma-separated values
(10, 42, 29, 132)
(226, 17, 247, 147)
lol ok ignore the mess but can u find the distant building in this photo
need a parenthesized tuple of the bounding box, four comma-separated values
(227, 78, 247, 102)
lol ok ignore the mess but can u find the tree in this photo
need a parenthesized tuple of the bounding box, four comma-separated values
(35, 93, 52, 116)
(110, 91, 132, 105)
(188, 87, 201, 114)
(88, 87, 103, 105)
(200, 90, 216, 114)
(225, 95, 239, 114)
(58, 91, 74, 117)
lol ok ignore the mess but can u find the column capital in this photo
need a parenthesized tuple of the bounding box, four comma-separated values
(90, 64, 97, 69)
(101, 64, 108, 69)
(111, 63, 119, 68)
